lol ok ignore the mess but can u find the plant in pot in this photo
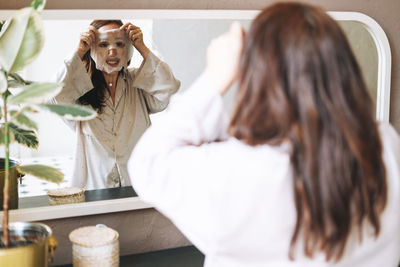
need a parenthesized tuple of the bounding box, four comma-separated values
(0, 0, 96, 265)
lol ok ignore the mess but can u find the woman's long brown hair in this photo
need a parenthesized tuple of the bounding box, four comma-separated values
(228, 2, 387, 262)
(77, 20, 124, 113)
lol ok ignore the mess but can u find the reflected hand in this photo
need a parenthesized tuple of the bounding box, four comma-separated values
(121, 23, 150, 59)
(204, 22, 245, 95)
(77, 26, 98, 60)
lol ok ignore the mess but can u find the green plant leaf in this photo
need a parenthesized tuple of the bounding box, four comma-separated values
(38, 103, 97, 120)
(9, 122, 38, 148)
(0, 71, 6, 93)
(7, 73, 32, 88)
(10, 110, 38, 130)
(8, 82, 62, 104)
(17, 164, 63, 184)
(7, 79, 21, 88)
(8, 72, 32, 87)
(0, 20, 5, 32)
(29, 0, 46, 11)
(11, 11, 44, 73)
(9, 105, 39, 114)
(20, 105, 39, 113)
(0, 7, 44, 73)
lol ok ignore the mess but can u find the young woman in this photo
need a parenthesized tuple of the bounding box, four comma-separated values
(54, 20, 180, 189)
(128, 3, 400, 267)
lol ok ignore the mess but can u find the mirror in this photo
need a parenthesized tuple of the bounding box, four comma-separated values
(17, 18, 256, 198)
(0, 10, 391, 220)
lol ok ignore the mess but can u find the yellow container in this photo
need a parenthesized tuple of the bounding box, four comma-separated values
(0, 222, 56, 267)
(0, 158, 22, 210)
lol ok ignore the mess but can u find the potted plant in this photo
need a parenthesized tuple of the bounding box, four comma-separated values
(0, 0, 96, 265)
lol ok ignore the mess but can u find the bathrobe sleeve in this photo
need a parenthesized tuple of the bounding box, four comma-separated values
(128, 74, 229, 254)
(130, 52, 181, 113)
(53, 52, 94, 105)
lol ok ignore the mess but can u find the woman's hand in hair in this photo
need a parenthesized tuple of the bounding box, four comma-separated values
(121, 23, 150, 60)
(77, 26, 98, 60)
(204, 22, 245, 95)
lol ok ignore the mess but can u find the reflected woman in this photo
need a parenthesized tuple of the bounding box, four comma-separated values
(128, 3, 400, 266)
(54, 20, 180, 190)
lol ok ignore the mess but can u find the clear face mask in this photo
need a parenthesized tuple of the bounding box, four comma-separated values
(90, 28, 133, 74)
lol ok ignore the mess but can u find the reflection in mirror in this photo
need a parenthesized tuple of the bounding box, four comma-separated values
(0, 14, 385, 205)
(14, 19, 183, 197)
(13, 18, 255, 198)
(339, 21, 378, 111)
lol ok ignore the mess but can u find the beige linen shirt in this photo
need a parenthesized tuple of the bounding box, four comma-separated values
(54, 52, 180, 190)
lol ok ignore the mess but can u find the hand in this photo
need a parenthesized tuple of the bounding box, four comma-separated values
(204, 22, 245, 95)
(121, 23, 150, 59)
(77, 26, 98, 60)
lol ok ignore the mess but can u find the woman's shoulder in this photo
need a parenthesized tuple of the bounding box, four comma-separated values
(377, 122, 400, 171)
(125, 67, 138, 77)
(378, 121, 400, 145)
(201, 137, 290, 165)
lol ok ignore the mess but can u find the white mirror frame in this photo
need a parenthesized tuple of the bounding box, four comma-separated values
(0, 9, 391, 222)
(329, 12, 392, 122)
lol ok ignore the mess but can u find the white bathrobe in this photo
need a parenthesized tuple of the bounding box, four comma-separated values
(129, 74, 400, 267)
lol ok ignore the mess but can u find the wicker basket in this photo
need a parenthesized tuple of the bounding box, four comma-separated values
(47, 187, 85, 205)
(69, 225, 119, 267)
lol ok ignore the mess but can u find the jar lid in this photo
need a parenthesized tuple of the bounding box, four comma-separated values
(69, 225, 119, 247)
(47, 187, 84, 197)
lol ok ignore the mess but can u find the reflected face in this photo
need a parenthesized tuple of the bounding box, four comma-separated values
(90, 24, 131, 74)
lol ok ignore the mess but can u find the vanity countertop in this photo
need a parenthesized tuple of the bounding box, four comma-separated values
(19, 186, 137, 209)
(57, 246, 205, 267)
(1, 186, 152, 222)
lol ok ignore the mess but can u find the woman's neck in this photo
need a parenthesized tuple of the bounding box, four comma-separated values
(103, 71, 119, 103)
(103, 71, 118, 87)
